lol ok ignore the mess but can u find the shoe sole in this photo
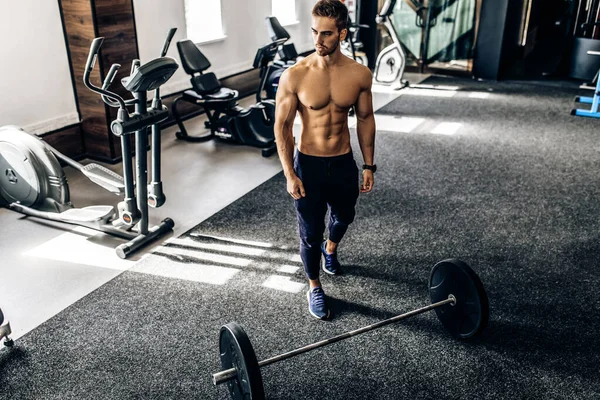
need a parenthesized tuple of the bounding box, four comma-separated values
(306, 290, 330, 320)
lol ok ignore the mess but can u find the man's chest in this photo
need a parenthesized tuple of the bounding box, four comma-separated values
(297, 72, 362, 110)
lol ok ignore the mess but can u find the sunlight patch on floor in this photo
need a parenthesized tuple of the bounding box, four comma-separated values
(374, 115, 426, 133)
(262, 275, 305, 293)
(23, 227, 134, 270)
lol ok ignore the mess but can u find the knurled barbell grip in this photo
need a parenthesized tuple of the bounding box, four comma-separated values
(212, 295, 456, 385)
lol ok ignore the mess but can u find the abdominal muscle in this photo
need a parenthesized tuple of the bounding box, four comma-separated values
(296, 105, 352, 157)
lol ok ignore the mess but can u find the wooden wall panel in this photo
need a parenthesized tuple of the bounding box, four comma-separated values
(41, 124, 85, 160)
(94, 0, 139, 160)
(58, 0, 139, 162)
(60, 0, 114, 160)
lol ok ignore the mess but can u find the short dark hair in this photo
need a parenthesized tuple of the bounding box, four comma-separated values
(312, 0, 348, 32)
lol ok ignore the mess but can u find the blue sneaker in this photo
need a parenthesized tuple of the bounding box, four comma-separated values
(321, 241, 341, 275)
(306, 287, 330, 320)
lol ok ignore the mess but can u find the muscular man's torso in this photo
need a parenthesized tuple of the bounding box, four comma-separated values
(289, 54, 367, 157)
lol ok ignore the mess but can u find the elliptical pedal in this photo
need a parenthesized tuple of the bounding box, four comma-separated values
(81, 164, 125, 194)
(59, 205, 116, 222)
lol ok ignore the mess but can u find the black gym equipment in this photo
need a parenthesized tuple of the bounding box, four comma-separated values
(254, 38, 288, 106)
(342, 19, 370, 65)
(373, 0, 408, 89)
(0, 30, 179, 259)
(171, 40, 278, 157)
(265, 16, 302, 65)
(263, 16, 302, 101)
(212, 259, 489, 400)
(0, 307, 14, 348)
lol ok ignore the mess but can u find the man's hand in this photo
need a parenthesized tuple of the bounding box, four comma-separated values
(360, 170, 374, 193)
(287, 175, 306, 199)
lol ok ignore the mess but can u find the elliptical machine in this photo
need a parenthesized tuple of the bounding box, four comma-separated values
(373, 0, 408, 89)
(171, 40, 278, 157)
(0, 307, 13, 348)
(0, 30, 179, 259)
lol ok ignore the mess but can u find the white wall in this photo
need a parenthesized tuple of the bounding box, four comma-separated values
(0, 0, 317, 134)
(133, 0, 317, 95)
(0, 0, 79, 134)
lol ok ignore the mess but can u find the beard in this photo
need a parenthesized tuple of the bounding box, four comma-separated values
(316, 40, 339, 57)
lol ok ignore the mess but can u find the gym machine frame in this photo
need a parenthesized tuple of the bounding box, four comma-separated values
(0, 307, 13, 348)
(0, 31, 178, 259)
(572, 50, 600, 118)
(82, 35, 178, 258)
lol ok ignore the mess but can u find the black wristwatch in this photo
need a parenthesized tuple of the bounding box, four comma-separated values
(362, 164, 377, 173)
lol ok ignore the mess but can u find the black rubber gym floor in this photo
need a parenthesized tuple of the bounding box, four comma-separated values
(1, 76, 599, 399)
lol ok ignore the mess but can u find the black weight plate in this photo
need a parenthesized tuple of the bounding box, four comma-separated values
(219, 322, 265, 400)
(429, 259, 489, 339)
(0, 308, 3, 325)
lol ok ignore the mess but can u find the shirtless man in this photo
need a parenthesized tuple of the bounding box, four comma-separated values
(274, 0, 376, 320)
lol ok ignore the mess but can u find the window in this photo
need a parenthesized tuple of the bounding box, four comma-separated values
(184, 0, 225, 44)
(271, 0, 297, 26)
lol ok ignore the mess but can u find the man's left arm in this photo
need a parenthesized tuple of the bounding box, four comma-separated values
(354, 67, 376, 193)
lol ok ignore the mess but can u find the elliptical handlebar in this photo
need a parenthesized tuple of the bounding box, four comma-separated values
(101, 63, 124, 108)
(84, 37, 104, 76)
(83, 37, 128, 111)
(130, 60, 141, 77)
(154, 27, 177, 101)
(102, 64, 120, 90)
(98, 28, 178, 107)
(161, 27, 177, 57)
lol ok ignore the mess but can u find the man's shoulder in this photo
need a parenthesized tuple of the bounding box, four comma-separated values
(291, 55, 314, 71)
(279, 61, 309, 94)
(341, 59, 372, 87)
(348, 60, 372, 78)
(282, 58, 311, 80)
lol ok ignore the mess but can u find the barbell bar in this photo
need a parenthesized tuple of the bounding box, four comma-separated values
(213, 295, 456, 385)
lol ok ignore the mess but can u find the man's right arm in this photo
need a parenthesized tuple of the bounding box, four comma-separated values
(274, 68, 299, 180)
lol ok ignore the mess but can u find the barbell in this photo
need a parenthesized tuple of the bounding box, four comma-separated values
(212, 258, 489, 400)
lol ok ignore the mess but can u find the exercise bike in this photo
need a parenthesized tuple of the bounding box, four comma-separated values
(0, 30, 179, 259)
(265, 16, 303, 65)
(373, 0, 408, 89)
(341, 19, 370, 66)
(255, 38, 290, 106)
(171, 39, 280, 157)
(262, 16, 303, 100)
(0, 307, 13, 348)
